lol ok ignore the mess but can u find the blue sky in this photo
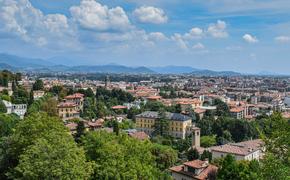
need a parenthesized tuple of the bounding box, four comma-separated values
(1, 0, 290, 74)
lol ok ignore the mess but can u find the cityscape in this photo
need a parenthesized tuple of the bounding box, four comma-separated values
(0, 0, 289, 180)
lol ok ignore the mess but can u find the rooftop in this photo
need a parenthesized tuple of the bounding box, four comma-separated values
(136, 111, 191, 121)
(210, 139, 264, 156)
(65, 93, 84, 99)
(170, 160, 218, 180)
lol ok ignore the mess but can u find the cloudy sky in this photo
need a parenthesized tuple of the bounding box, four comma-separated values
(1, 0, 290, 74)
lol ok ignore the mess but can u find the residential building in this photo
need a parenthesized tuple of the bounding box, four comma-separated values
(2, 100, 27, 119)
(175, 98, 203, 112)
(210, 139, 264, 161)
(230, 107, 245, 119)
(135, 111, 193, 139)
(64, 93, 84, 111)
(57, 102, 80, 120)
(0, 82, 13, 96)
(33, 90, 45, 100)
(169, 160, 218, 180)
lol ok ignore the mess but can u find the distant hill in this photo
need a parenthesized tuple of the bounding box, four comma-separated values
(150, 66, 199, 74)
(0, 53, 242, 75)
(149, 66, 241, 76)
(190, 70, 241, 76)
(0, 53, 54, 68)
(68, 65, 154, 74)
(0, 63, 16, 71)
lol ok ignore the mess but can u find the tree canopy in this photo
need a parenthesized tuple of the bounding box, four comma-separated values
(0, 113, 92, 179)
(81, 130, 176, 179)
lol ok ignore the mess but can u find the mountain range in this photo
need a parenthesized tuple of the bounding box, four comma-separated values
(0, 53, 243, 76)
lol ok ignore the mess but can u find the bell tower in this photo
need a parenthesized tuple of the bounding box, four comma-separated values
(192, 126, 200, 148)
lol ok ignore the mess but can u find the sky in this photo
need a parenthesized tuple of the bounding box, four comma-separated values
(0, 0, 290, 74)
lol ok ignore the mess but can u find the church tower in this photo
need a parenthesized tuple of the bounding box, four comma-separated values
(192, 126, 200, 148)
(105, 75, 110, 89)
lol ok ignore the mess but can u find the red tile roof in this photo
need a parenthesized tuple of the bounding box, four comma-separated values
(111, 105, 127, 110)
(184, 159, 208, 169)
(147, 96, 162, 100)
(210, 139, 264, 156)
(230, 107, 244, 113)
(194, 108, 206, 114)
(65, 93, 84, 99)
(128, 131, 149, 141)
(170, 160, 218, 180)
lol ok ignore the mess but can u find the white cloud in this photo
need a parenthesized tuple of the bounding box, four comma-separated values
(171, 33, 188, 50)
(148, 32, 168, 41)
(133, 6, 168, 24)
(0, 0, 75, 47)
(184, 27, 203, 39)
(207, 20, 228, 38)
(243, 34, 258, 43)
(275, 36, 290, 43)
(70, 0, 131, 31)
(192, 43, 205, 49)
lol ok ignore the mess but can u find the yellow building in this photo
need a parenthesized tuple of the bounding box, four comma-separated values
(57, 102, 80, 121)
(64, 93, 84, 111)
(135, 111, 193, 139)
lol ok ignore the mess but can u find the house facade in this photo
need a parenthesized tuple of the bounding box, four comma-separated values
(135, 111, 193, 139)
(2, 100, 27, 119)
(210, 139, 264, 161)
(57, 102, 80, 121)
(169, 160, 217, 180)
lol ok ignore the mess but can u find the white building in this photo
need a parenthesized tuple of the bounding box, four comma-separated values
(2, 100, 27, 119)
(210, 139, 264, 161)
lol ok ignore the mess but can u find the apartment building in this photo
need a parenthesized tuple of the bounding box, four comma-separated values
(135, 111, 193, 139)
(64, 93, 84, 111)
(57, 102, 80, 121)
(230, 107, 245, 119)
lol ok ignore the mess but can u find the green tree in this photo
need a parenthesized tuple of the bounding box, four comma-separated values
(153, 110, 170, 137)
(75, 121, 86, 142)
(213, 99, 230, 117)
(12, 132, 92, 179)
(11, 86, 29, 104)
(201, 135, 217, 147)
(259, 113, 290, 180)
(32, 79, 44, 91)
(28, 94, 58, 117)
(82, 97, 96, 119)
(0, 114, 19, 137)
(127, 107, 141, 120)
(81, 131, 165, 179)
(187, 148, 200, 161)
(112, 120, 120, 135)
(217, 155, 239, 180)
(151, 143, 178, 171)
(40, 97, 58, 117)
(200, 150, 212, 162)
(0, 113, 92, 179)
(217, 155, 260, 180)
(0, 100, 7, 113)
